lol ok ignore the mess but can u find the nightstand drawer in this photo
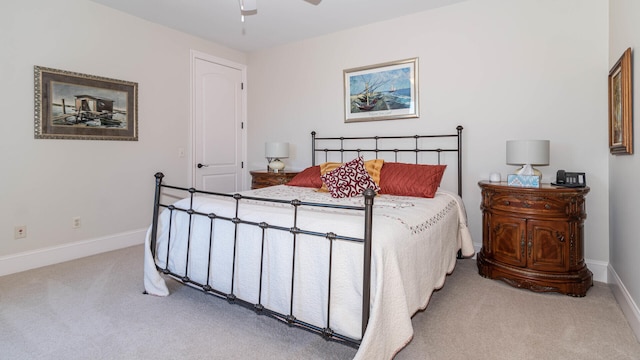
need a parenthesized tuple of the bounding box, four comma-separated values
(250, 170, 299, 189)
(491, 194, 566, 215)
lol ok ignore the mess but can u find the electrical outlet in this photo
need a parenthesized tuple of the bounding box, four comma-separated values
(14, 225, 27, 239)
(178, 147, 185, 158)
(72, 217, 81, 229)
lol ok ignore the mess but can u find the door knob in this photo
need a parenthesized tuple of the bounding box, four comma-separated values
(197, 163, 209, 168)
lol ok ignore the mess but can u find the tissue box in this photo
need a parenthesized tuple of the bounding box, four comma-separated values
(507, 174, 540, 188)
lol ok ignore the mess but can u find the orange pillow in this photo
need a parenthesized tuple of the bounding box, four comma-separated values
(319, 158, 384, 192)
(287, 166, 323, 188)
(378, 162, 446, 198)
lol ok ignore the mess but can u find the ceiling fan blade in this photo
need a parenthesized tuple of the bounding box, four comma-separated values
(303, 0, 322, 5)
(239, 0, 257, 17)
(240, 8, 257, 16)
(241, 0, 257, 10)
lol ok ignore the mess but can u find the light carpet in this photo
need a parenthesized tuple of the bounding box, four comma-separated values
(1, 245, 638, 359)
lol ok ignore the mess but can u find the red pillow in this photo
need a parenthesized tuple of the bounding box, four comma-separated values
(286, 166, 323, 188)
(378, 163, 446, 198)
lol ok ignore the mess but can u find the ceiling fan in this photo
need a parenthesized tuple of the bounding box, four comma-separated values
(239, 0, 322, 21)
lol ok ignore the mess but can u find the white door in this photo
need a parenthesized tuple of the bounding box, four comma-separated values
(192, 52, 245, 192)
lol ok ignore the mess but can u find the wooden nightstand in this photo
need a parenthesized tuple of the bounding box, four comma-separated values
(250, 170, 299, 189)
(477, 181, 592, 296)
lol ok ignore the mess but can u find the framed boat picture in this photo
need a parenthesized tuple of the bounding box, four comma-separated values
(34, 66, 138, 141)
(344, 58, 419, 123)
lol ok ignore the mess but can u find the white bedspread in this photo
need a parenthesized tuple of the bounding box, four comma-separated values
(144, 185, 474, 360)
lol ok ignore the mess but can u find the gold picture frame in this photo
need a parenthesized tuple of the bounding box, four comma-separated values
(608, 48, 633, 155)
(34, 66, 138, 141)
(344, 58, 418, 123)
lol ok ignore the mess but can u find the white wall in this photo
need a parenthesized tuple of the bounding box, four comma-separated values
(0, 0, 623, 313)
(609, 0, 640, 341)
(247, 0, 609, 267)
(0, 0, 245, 271)
(1, 0, 634, 338)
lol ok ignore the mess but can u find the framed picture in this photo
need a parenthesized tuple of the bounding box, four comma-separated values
(608, 48, 633, 155)
(34, 66, 138, 141)
(344, 58, 418, 123)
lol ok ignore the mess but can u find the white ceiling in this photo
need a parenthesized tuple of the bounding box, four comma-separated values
(88, 0, 469, 53)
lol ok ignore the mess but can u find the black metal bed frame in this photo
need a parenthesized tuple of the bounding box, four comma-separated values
(148, 126, 463, 348)
(312, 125, 463, 197)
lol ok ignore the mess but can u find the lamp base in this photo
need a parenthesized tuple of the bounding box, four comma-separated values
(514, 164, 542, 177)
(268, 159, 285, 173)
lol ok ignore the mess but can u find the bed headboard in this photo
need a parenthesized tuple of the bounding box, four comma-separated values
(311, 125, 463, 196)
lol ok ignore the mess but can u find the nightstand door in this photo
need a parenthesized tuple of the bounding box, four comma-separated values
(527, 219, 570, 272)
(490, 213, 527, 268)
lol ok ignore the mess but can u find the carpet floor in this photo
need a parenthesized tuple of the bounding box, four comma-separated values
(1, 245, 639, 359)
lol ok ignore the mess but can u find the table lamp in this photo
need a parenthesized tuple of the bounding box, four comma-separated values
(506, 140, 550, 177)
(265, 142, 289, 172)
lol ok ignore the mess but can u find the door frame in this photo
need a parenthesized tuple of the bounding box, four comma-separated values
(189, 50, 248, 190)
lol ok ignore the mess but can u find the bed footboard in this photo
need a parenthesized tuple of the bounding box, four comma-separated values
(149, 172, 375, 346)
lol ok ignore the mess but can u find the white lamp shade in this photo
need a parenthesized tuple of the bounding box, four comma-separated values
(265, 142, 289, 159)
(506, 140, 550, 166)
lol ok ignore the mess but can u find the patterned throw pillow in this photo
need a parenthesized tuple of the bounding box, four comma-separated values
(318, 158, 384, 192)
(320, 157, 380, 198)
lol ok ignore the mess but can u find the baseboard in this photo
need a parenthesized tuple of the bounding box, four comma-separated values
(0, 228, 147, 277)
(585, 258, 608, 284)
(609, 265, 640, 342)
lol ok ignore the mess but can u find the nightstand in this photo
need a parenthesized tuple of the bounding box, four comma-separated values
(250, 170, 299, 189)
(477, 181, 592, 296)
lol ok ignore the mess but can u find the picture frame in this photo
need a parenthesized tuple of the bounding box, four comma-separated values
(608, 48, 633, 155)
(34, 66, 138, 141)
(344, 58, 418, 123)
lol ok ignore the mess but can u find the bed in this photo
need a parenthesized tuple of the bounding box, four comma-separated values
(143, 126, 474, 360)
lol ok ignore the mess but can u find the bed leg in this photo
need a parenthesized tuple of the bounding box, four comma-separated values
(150, 172, 164, 260)
(457, 249, 463, 259)
(362, 188, 375, 337)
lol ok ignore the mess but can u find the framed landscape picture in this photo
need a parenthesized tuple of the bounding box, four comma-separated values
(344, 58, 419, 123)
(608, 48, 633, 155)
(34, 66, 138, 141)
